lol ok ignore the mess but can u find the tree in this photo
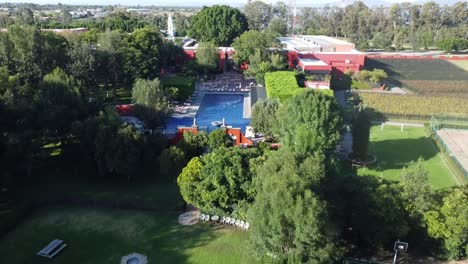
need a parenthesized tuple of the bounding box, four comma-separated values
(131, 78, 171, 129)
(419, 31, 434, 50)
(4, 25, 42, 85)
(424, 187, 468, 260)
(158, 146, 187, 180)
(371, 32, 392, 50)
(40, 32, 69, 75)
(93, 108, 144, 179)
(400, 159, 433, 217)
(351, 109, 370, 160)
(38, 68, 83, 143)
(97, 30, 126, 87)
(68, 40, 97, 91)
(244, 49, 271, 85)
(188, 5, 248, 46)
(177, 131, 208, 159)
(177, 147, 263, 216)
(248, 149, 342, 262)
(177, 156, 203, 205)
(436, 38, 468, 53)
(195, 42, 219, 74)
(207, 129, 233, 149)
(368, 69, 387, 84)
(232, 30, 275, 64)
(340, 175, 411, 248)
(274, 90, 342, 156)
(243, 0, 272, 31)
(267, 18, 287, 36)
(251, 98, 279, 137)
(124, 26, 163, 81)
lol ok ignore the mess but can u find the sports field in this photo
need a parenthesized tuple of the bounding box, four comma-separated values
(358, 125, 458, 189)
(0, 207, 252, 264)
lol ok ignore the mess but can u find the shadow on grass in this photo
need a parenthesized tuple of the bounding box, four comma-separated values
(369, 137, 438, 172)
(0, 207, 224, 264)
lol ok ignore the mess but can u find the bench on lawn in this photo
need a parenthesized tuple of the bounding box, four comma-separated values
(37, 239, 67, 259)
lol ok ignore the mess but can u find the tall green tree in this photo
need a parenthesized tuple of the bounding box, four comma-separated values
(124, 26, 163, 81)
(275, 90, 342, 156)
(195, 42, 219, 74)
(267, 18, 287, 36)
(232, 30, 275, 64)
(38, 68, 83, 143)
(131, 78, 171, 129)
(243, 0, 272, 31)
(188, 5, 248, 46)
(207, 129, 233, 149)
(251, 98, 279, 137)
(400, 159, 433, 217)
(424, 187, 468, 260)
(68, 40, 97, 91)
(5, 25, 42, 85)
(178, 147, 263, 216)
(248, 149, 342, 262)
(351, 109, 370, 160)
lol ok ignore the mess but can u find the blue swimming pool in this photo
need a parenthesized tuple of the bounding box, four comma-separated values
(165, 94, 250, 134)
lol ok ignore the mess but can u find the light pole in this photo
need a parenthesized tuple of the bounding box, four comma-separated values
(393, 240, 408, 264)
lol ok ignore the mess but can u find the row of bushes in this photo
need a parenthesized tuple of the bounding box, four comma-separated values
(265, 71, 333, 101)
(265, 71, 304, 102)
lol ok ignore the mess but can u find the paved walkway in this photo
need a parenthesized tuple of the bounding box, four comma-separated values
(334, 90, 353, 155)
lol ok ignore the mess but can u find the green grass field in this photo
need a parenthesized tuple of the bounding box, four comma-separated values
(0, 207, 252, 264)
(449, 60, 468, 71)
(358, 126, 458, 189)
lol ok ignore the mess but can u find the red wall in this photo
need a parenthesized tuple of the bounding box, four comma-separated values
(287, 51, 365, 74)
(171, 127, 252, 146)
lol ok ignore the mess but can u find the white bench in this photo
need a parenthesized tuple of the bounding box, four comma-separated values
(37, 239, 67, 259)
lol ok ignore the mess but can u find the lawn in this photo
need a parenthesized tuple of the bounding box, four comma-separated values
(358, 126, 458, 189)
(0, 207, 253, 264)
(449, 60, 468, 71)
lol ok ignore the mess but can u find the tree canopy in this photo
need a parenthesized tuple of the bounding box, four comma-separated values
(188, 5, 248, 46)
(275, 90, 343, 156)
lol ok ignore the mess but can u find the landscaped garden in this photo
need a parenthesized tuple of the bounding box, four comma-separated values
(0, 207, 252, 264)
(358, 125, 458, 189)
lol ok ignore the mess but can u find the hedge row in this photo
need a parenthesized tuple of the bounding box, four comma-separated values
(264, 71, 304, 102)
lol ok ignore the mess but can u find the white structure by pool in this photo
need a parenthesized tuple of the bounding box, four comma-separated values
(121, 253, 147, 264)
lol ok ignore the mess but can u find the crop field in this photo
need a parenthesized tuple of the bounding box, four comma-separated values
(358, 126, 458, 189)
(356, 93, 468, 120)
(399, 80, 468, 98)
(365, 58, 468, 81)
(365, 58, 468, 98)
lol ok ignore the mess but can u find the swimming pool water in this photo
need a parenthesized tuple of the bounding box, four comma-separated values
(165, 94, 250, 134)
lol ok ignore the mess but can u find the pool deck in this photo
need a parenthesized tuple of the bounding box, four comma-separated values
(171, 80, 252, 120)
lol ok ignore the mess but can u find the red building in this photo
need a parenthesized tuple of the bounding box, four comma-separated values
(182, 46, 235, 72)
(279, 35, 365, 75)
(181, 35, 364, 76)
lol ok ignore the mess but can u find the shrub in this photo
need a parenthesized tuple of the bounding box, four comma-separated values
(264, 71, 304, 102)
